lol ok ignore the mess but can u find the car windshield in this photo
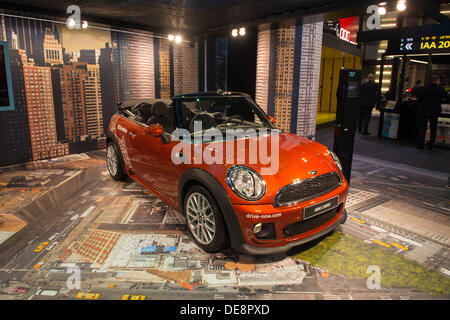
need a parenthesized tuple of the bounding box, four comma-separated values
(176, 96, 275, 136)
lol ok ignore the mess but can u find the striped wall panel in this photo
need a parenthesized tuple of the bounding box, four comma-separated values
(255, 28, 271, 113)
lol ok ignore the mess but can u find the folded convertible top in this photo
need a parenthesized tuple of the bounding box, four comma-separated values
(117, 98, 173, 109)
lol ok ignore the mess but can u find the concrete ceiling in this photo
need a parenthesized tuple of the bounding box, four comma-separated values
(0, 0, 375, 35)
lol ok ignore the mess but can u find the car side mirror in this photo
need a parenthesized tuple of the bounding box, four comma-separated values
(161, 132, 171, 144)
(145, 124, 164, 137)
(268, 115, 275, 124)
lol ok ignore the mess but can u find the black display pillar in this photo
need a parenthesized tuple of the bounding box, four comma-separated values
(333, 69, 361, 183)
(226, 28, 257, 99)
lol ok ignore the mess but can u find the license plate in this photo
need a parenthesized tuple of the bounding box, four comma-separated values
(303, 196, 339, 220)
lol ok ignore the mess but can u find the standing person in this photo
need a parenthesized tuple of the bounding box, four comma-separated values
(410, 80, 423, 100)
(358, 73, 380, 135)
(417, 74, 447, 150)
(410, 80, 424, 140)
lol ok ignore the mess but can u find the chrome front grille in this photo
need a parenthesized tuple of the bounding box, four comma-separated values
(274, 172, 342, 207)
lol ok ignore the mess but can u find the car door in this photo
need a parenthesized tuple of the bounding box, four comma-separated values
(142, 134, 185, 205)
(122, 119, 149, 178)
(125, 121, 183, 206)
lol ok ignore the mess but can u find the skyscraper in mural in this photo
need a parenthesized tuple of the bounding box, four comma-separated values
(173, 42, 199, 96)
(111, 31, 155, 101)
(79, 49, 99, 65)
(51, 66, 65, 142)
(198, 37, 227, 93)
(98, 42, 118, 132)
(57, 63, 88, 141)
(255, 29, 270, 114)
(214, 38, 227, 92)
(84, 64, 103, 137)
(274, 26, 296, 132)
(21, 50, 68, 160)
(43, 28, 63, 66)
(0, 48, 32, 166)
(155, 38, 171, 99)
(0, 16, 32, 166)
(255, 22, 323, 138)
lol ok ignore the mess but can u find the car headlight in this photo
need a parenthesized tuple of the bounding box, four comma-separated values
(329, 150, 343, 172)
(227, 165, 266, 200)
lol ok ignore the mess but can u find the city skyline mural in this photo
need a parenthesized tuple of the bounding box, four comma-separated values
(0, 12, 198, 167)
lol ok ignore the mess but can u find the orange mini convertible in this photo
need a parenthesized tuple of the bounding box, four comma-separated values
(106, 92, 348, 254)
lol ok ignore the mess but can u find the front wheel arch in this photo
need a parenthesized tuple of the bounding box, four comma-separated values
(183, 184, 229, 252)
(178, 168, 245, 251)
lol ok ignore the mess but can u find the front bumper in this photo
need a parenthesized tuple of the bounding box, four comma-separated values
(229, 184, 348, 255)
(177, 167, 348, 256)
(232, 209, 347, 255)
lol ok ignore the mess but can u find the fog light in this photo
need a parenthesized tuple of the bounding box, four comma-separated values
(253, 223, 262, 234)
(254, 223, 276, 240)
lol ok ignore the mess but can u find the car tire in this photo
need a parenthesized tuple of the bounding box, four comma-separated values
(183, 185, 229, 253)
(340, 209, 347, 224)
(106, 141, 127, 181)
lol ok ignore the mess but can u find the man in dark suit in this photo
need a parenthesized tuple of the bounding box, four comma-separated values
(411, 80, 423, 100)
(417, 74, 447, 150)
(358, 73, 379, 135)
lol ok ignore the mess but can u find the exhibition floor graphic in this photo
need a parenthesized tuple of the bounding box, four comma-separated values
(0, 150, 449, 300)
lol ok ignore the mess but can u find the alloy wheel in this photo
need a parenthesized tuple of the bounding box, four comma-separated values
(107, 144, 118, 176)
(186, 192, 216, 245)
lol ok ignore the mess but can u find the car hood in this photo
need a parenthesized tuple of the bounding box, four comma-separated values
(194, 132, 341, 204)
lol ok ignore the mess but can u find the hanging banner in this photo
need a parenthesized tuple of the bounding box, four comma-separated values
(338, 17, 359, 45)
(325, 16, 359, 45)
(387, 34, 450, 54)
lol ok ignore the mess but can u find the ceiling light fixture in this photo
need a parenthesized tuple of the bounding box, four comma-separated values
(397, 0, 406, 11)
(231, 29, 238, 37)
(67, 18, 75, 28)
(239, 27, 246, 36)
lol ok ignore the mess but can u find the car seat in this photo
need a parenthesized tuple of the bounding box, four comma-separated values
(131, 101, 153, 124)
(147, 101, 175, 133)
(140, 102, 153, 123)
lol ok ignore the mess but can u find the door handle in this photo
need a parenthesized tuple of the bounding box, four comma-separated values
(128, 132, 136, 137)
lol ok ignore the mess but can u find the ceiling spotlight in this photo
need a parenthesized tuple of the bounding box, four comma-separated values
(175, 35, 182, 43)
(168, 34, 175, 41)
(378, 7, 387, 15)
(232, 29, 238, 37)
(397, 0, 406, 11)
(239, 27, 246, 36)
(67, 18, 75, 28)
(81, 21, 88, 29)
